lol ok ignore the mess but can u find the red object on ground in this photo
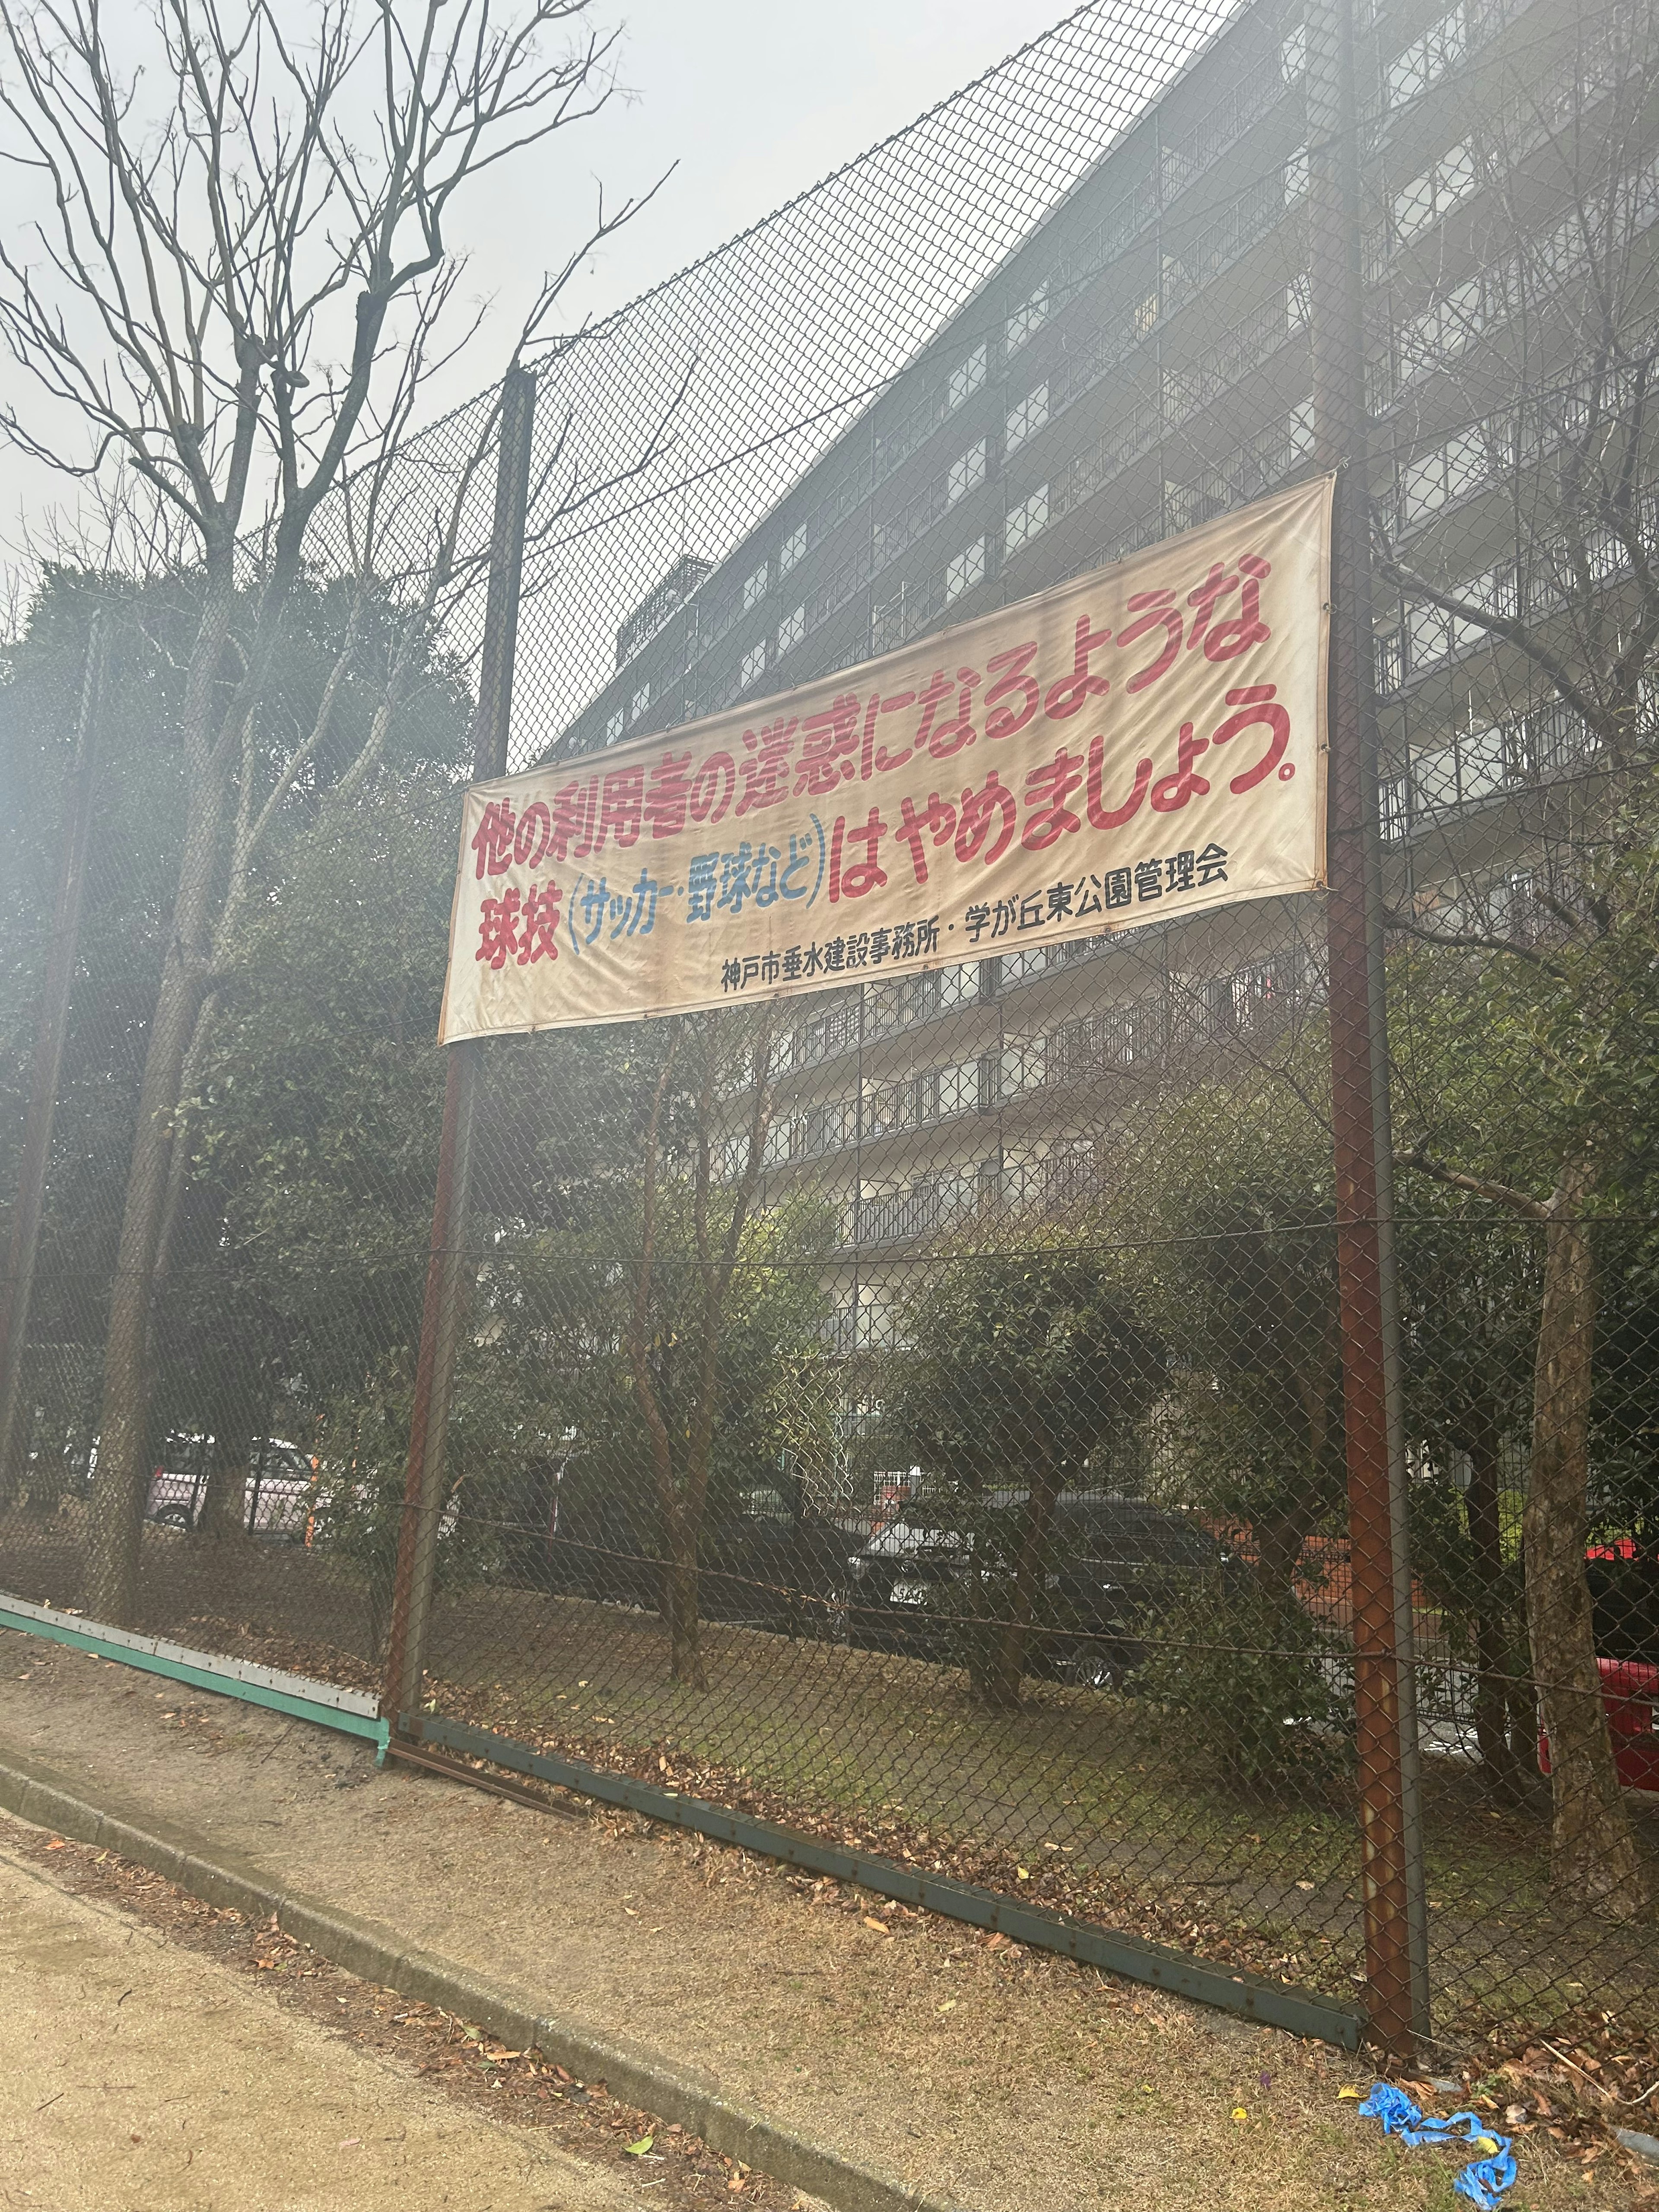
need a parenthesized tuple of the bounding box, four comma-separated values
(1538, 1658, 1659, 1793)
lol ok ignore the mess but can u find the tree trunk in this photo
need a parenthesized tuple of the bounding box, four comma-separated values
(980, 1447, 1062, 1713)
(198, 1392, 255, 1539)
(85, 766, 230, 1623)
(1527, 1153, 1648, 1916)
(85, 559, 237, 1628)
(663, 1509, 706, 1690)
(1464, 1409, 1523, 1799)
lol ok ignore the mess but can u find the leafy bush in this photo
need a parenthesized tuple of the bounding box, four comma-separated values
(1136, 1571, 1352, 1791)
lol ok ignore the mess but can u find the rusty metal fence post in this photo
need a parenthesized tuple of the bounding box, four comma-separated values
(0, 609, 107, 1501)
(383, 367, 537, 1735)
(1305, 0, 1429, 2051)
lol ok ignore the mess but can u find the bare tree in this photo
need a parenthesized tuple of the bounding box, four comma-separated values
(1373, 7, 1659, 1913)
(0, 0, 644, 1622)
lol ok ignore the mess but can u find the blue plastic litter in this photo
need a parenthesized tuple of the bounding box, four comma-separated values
(1357, 2083, 1519, 2209)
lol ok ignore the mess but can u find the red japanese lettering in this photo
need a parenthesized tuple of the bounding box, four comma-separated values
(471, 798, 517, 879)
(1085, 737, 1153, 830)
(829, 805, 887, 902)
(1187, 553, 1272, 661)
(516, 880, 563, 965)
(1043, 614, 1112, 718)
(737, 718, 798, 815)
(1211, 683, 1291, 791)
(599, 765, 645, 849)
(914, 667, 980, 760)
(896, 790, 957, 886)
(645, 751, 694, 839)
(954, 769, 1017, 865)
(550, 778, 598, 861)
(476, 887, 521, 968)
(1150, 722, 1211, 812)
(512, 799, 552, 869)
(984, 642, 1039, 741)
(797, 693, 861, 794)
(1022, 746, 1085, 849)
(861, 690, 919, 778)
(690, 750, 735, 826)
(1116, 590, 1182, 693)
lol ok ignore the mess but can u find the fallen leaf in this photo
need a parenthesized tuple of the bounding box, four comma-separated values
(1232, 2107, 1249, 2124)
(937, 1999, 956, 2015)
(1016, 1867, 1031, 1880)
(862, 1916, 890, 1935)
(338, 2138, 360, 2150)
(1338, 2086, 1362, 2100)
(1295, 1881, 1314, 1892)
(626, 2136, 655, 2157)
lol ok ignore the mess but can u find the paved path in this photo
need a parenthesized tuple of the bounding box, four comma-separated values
(0, 1848, 634, 2212)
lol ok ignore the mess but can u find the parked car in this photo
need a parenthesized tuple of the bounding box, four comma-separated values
(846, 1492, 1230, 1685)
(486, 1457, 856, 1632)
(146, 1434, 321, 1541)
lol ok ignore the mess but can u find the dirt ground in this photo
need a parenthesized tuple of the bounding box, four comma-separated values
(1, 1629, 1653, 2212)
(0, 1845, 656, 2211)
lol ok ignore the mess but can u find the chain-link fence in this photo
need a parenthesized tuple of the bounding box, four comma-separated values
(4, 0, 1658, 2067)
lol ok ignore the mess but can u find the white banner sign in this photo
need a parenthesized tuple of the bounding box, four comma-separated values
(439, 473, 1333, 1039)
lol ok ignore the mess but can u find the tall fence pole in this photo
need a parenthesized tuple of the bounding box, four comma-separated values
(383, 368, 537, 1733)
(1304, 0, 1429, 2051)
(0, 610, 108, 1502)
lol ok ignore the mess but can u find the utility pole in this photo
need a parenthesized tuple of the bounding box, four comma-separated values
(0, 610, 108, 1502)
(1304, 0, 1430, 2051)
(383, 368, 537, 1733)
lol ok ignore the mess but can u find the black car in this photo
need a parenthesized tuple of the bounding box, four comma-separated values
(486, 1458, 855, 1634)
(847, 1492, 1228, 1685)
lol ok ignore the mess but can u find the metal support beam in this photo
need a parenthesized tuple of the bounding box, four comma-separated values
(383, 367, 537, 1732)
(1304, 0, 1429, 2052)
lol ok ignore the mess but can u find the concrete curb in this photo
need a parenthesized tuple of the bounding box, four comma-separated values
(0, 1745, 962, 2212)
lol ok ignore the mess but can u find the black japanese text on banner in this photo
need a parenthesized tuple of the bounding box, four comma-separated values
(439, 473, 1334, 1039)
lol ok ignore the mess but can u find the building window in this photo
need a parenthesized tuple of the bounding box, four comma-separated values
(1391, 141, 1478, 246)
(1005, 484, 1050, 554)
(630, 682, 650, 721)
(1007, 283, 1049, 350)
(1006, 383, 1049, 450)
(948, 343, 987, 410)
(780, 523, 808, 573)
(1282, 144, 1309, 204)
(1280, 20, 1306, 82)
(1385, 4, 1465, 110)
(741, 562, 768, 611)
(776, 604, 807, 655)
(740, 641, 766, 688)
(605, 707, 625, 743)
(944, 537, 987, 602)
(948, 439, 988, 505)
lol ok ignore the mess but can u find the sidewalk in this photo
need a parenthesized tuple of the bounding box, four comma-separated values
(0, 1630, 1634, 2211)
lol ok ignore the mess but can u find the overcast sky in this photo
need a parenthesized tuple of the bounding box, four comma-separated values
(0, 0, 1087, 561)
(458, 0, 1094, 333)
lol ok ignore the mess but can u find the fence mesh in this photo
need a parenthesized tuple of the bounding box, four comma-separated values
(4, 0, 1659, 2067)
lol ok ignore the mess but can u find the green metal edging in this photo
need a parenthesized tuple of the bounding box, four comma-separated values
(412, 1712, 1365, 2051)
(0, 1598, 390, 1757)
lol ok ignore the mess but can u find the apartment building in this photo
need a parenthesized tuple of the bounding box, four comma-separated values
(549, 0, 1655, 1363)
